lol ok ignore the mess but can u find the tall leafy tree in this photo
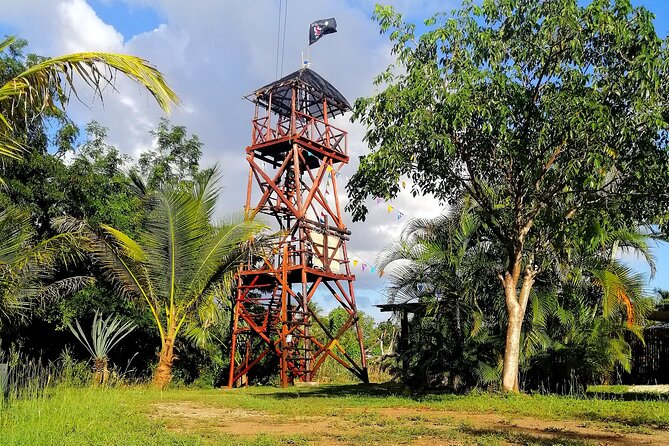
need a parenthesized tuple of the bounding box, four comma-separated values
(1, 121, 146, 329)
(380, 200, 654, 391)
(138, 118, 204, 189)
(61, 171, 266, 388)
(348, 0, 669, 391)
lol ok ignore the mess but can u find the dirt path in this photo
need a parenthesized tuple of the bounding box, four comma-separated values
(380, 407, 669, 446)
(149, 401, 669, 445)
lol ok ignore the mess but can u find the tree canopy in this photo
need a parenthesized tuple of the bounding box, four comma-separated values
(349, 0, 669, 391)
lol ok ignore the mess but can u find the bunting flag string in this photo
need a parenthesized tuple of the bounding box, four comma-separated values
(301, 165, 414, 276)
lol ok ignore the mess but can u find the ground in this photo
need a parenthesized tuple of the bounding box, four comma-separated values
(2, 384, 669, 445)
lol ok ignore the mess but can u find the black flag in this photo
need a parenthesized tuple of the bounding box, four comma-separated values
(309, 18, 337, 45)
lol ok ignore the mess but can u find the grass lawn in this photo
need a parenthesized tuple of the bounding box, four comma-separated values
(2, 384, 669, 445)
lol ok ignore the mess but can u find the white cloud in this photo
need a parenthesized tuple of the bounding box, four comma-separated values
(0, 0, 454, 318)
(57, 0, 124, 52)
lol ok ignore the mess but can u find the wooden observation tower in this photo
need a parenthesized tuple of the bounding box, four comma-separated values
(228, 68, 369, 387)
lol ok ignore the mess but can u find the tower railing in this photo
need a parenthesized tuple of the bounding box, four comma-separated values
(251, 109, 347, 155)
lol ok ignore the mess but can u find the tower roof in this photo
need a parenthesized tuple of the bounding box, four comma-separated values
(248, 68, 351, 120)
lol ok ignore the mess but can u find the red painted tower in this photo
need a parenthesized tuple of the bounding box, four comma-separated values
(228, 68, 369, 387)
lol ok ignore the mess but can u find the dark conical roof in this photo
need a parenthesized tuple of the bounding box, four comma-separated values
(248, 68, 351, 119)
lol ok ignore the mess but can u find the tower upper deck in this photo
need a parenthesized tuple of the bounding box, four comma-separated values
(245, 68, 351, 165)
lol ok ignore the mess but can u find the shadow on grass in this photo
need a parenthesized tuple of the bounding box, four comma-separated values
(579, 410, 669, 429)
(253, 382, 412, 399)
(458, 426, 597, 446)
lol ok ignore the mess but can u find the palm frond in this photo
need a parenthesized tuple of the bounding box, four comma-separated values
(1, 52, 180, 114)
(0, 40, 180, 163)
(68, 311, 136, 360)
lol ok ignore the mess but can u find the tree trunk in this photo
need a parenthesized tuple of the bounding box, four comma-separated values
(153, 336, 175, 389)
(93, 357, 109, 386)
(501, 304, 523, 392)
(500, 261, 536, 393)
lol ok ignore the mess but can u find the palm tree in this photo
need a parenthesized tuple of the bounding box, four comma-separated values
(520, 226, 656, 390)
(377, 197, 503, 389)
(0, 205, 90, 329)
(0, 36, 178, 163)
(59, 171, 267, 388)
(379, 197, 655, 391)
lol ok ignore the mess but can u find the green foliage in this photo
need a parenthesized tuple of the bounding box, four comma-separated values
(350, 0, 669, 391)
(60, 169, 267, 383)
(68, 311, 135, 366)
(351, 1, 669, 231)
(0, 205, 90, 331)
(325, 307, 379, 360)
(378, 200, 503, 390)
(0, 35, 179, 166)
(138, 118, 204, 189)
(67, 122, 144, 232)
(379, 196, 655, 392)
(0, 347, 90, 404)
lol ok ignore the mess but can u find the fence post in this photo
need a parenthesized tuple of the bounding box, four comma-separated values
(0, 363, 8, 400)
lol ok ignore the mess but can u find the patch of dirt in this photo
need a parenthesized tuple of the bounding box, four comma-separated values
(380, 407, 669, 446)
(149, 401, 669, 445)
(150, 402, 338, 437)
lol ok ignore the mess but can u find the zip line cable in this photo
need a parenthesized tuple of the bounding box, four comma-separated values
(275, 0, 283, 80)
(280, 0, 288, 76)
(274, 0, 289, 79)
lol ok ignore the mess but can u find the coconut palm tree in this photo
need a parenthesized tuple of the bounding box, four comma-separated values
(519, 225, 656, 390)
(0, 35, 178, 164)
(59, 170, 267, 388)
(377, 197, 503, 389)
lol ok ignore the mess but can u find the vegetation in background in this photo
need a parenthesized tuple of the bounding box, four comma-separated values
(348, 0, 669, 392)
(378, 195, 656, 392)
(0, 38, 230, 382)
(62, 171, 267, 388)
(0, 205, 90, 333)
(0, 35, 178, 169)
(138, 118, 204, 190)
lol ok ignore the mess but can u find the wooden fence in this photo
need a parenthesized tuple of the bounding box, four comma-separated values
(624, 325, 669, 384)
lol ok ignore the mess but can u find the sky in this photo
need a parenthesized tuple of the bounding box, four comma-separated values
(1, 0, 668, 319)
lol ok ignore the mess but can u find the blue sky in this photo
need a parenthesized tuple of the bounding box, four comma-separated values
(80, 0, 669, 294)
(87, 0, 163, 39)
(1, 0, 669, 317)
(82, 1, 669, 43)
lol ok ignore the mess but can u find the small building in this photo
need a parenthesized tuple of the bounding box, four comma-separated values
(376, 301, 427, 376)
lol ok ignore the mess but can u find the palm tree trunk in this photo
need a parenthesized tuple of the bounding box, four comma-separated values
(153, 336, 175, 389)
(93, 358, 108, 386)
